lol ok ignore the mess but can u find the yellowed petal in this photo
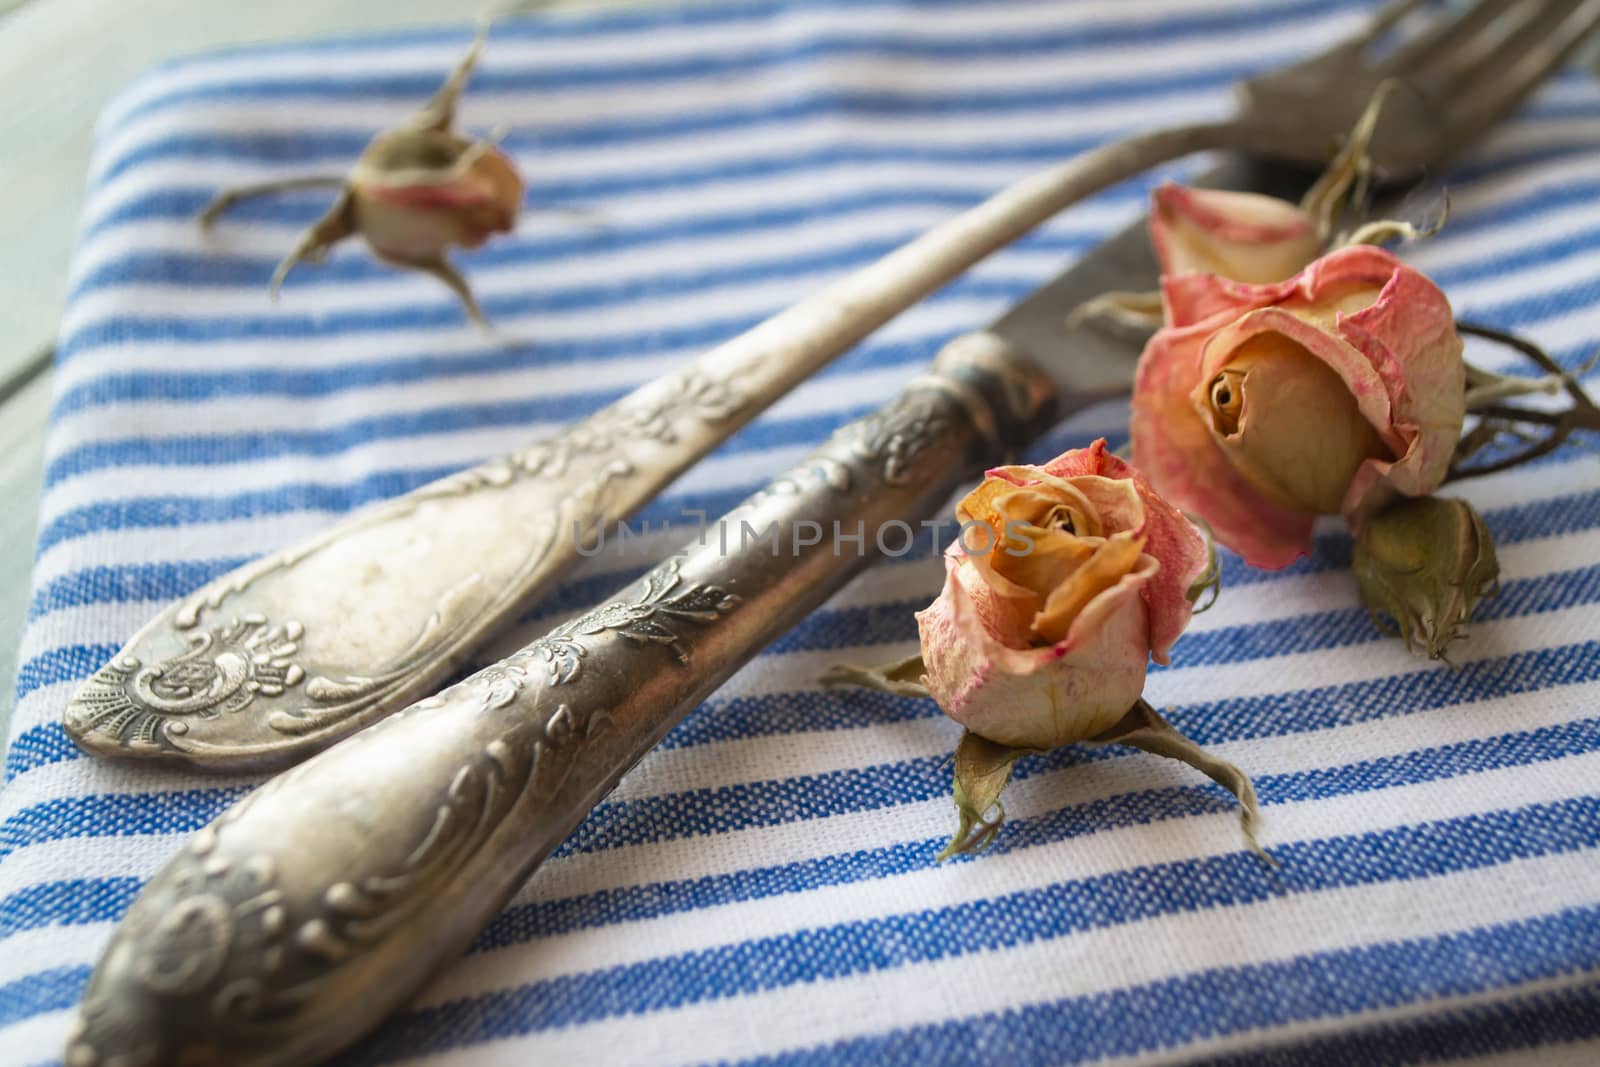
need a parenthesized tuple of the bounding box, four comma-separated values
(989, 522, 1095, 593)
(1034, 534, 1146, 644)
(1202, 331, 1389, 515)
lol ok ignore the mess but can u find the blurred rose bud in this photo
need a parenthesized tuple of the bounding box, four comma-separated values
(1354, 496, 1500, 660)
(200, 30, 523, 330)
(914, 440, 1209, 750)
(1150, 182, 1323, 284)
(1132, 244, 1465, 569)
(350, 128, 523, 266)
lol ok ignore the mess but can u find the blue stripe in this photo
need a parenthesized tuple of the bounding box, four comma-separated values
(90, 63, 1262, 188)
(101, 4, 1413, 188)
(0, 878, 140, 939)
(95, 30, 1600, 199)
(74, 116, 1600, 300)
(26, 559, 246, 622)
(59, 136, 1600, 368)
(34, 469, 458, 556)
(85, 79, 1600, 242)
(722, 908, 1600, 1067)
(1, 787, 249, 861)
(29, 345, 1598, 584)
(3, 726, 82, 784)
(10, 629, 1599, 858)
(53, 249, 1037, 360)
(9, 714, 1597, 944)
(72, 206, 1096, 299)
(12, 424, 1592, 704)
(479, 718, 1600, 949)
(108, 0, 1362, 129)
(0, 966, 86, 1030)
(37, 263, 1600, 492)
(551, 643, 1600, 857)
(11, 645, 118, 705)
(341, 803, 1600, 1061)
(11, 457, 1597, 776)
(23, 437, 1600, 630)
(39, 390, 884, 490)
(73, 185, 1052, 294)
(44, 306, 945, 427)
(1199, 980, 1600, 1067)
(77, 94, 1599, 266)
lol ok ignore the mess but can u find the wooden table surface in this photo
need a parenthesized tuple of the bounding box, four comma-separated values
(0, 0, 642, 731)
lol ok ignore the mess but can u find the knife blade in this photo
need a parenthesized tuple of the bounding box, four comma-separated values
(61, 121, 1243, 772)
(66, 156, 1325, 1067)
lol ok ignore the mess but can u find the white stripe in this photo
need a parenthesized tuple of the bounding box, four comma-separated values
(1107, 974, 1600, 1067)
(4, 710, 1596, 1025)
(89, 0, 1359, 157)
(59, 150, 1600, 364)
(407, 766, 1600, 1064)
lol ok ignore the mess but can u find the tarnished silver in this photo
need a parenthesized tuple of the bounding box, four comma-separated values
(65, 331, 1060, 1067)
(64, 0, 1600, 772)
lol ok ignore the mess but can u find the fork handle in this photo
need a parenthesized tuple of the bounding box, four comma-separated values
(67, 329, 1059, 1067)
(64, 120, 1241, 773)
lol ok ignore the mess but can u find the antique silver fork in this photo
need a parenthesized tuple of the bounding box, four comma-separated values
(64, 0, 1600, 773)
(65, 4, 1600, 1066)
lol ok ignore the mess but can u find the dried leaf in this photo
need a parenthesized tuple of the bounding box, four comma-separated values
(1092, 700, 1273, 863)
(820, 653, 929, 698)
(938, 730, 1037, 861)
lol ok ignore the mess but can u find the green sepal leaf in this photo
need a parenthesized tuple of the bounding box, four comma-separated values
(1092, 700, 1274, 864)
(937, 730, 1037, 861)
(820, 653, 930, 698)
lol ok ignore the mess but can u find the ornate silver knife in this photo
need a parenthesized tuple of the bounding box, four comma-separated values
(63, 123, 1241, 772)
(66, 157, 1315, 1067)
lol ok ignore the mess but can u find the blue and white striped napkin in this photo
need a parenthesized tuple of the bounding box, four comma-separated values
(6, 1, 1600, 1063)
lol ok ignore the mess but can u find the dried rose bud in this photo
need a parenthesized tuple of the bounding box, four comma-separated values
(826, 442, 1264, 861)
(199, 28, 521, 330)
(350, 129, 522, 265)
(1354, 496, 1500, 660)
(1132, 244, 1466, 568)
(915, 440, 1209, 750)
(1150, 182, 1323, 284)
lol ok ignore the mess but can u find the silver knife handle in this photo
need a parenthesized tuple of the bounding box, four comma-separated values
(66, 333, 1057, 1067)
(64, 120, 1236, 772)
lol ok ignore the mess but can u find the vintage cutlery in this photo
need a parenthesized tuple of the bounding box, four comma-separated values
(65, 0, 1600, 772)
(62, 153, 1278, 1067)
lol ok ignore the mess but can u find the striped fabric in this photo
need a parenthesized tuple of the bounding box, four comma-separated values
(5, 0, 1600, 1062)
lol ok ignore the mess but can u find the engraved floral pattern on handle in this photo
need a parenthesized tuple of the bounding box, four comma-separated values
(67, 563, 740, 1067)
(61, 352, 766, 770)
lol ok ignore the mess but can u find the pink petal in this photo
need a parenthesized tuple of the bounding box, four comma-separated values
(1151, 183, 1321, 284)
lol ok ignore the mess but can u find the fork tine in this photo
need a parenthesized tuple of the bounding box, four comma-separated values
(1378, 0, 1520, 77)
(1450, 0, 1600, 134)
(1352, 0, 1432, 47)
(1427, 0, 1587, 98)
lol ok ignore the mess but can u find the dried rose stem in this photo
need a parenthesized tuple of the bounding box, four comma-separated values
(1448, 320, 1600, 482)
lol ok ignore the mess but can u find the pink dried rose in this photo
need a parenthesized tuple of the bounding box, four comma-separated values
(1150, 182, 1323, 284)
(1131, 244, 1465, 569)
(827, 440, 1263, 860)
(915, 439, 1209, 750)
